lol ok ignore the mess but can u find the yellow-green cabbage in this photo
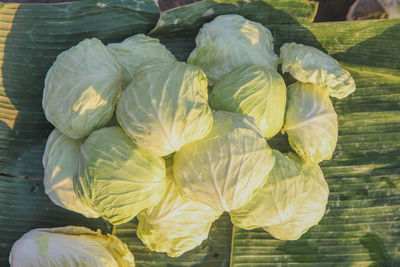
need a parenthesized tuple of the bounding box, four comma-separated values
(42, 38, 123, 139)
(280, 42, 356, 99)
(210, 64, 286, 139)
(137, 161, 221, 257)
(283, 82, 338, 163)
(74, 127, 167, 225)
(173, 111, 275, 212)
(116, 60, 213, 157)
(42, 129, 99, 218)
(188, 14, 278, 85)
(108, 34, 176, 86)
(9, 226, 135, 267)
(264, 157, 329, 240)
(230, 150, 302, 229)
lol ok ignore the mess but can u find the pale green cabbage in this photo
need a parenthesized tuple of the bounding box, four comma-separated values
(108, 34, 176, 86)
(230, 150, 302, 229)
(173, 111, 275, 212)
(188, 14, 278, 85)
(137, 160, 221, 257)
(116, 60, 213, 157)
(74, 127, 167, 225)
(42, 38, 123, 139)
(210, 64, 286, 139)
(282, 82, 338, 163)
(264, 156, 329, 240)
(280, 42, 356, 99)
(9, 226, 135, 267)
(42, 129, 99, 218)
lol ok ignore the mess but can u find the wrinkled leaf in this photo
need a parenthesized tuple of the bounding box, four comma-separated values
(75, 127, 167, 225)
(210, 64, 286, 139)
(283, 82, 338, 163)
(174, 111, 275, 212)
(137, 162, 221, 257)
(43, 129, 99, 218)
(116, 60, 213, 157)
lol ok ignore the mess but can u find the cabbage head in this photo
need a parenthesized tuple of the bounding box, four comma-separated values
(173, 111, 275, 212)
(74, 127, 167, 225)
(137, 160, 221, 257)
(117, 60, 213, 157)
(210, 64, 286, 139)
(264, 156, 329, 240)
(42, 38, 123, 139)
(230, 150, 302, 229)
(188, 14, 278, 85)
(282, 82, 338, 163)
(9, 226, 134, 267)
(42, 129, 99, 218)
(108, 34, 176, 86)
(280, 42, 356, 99)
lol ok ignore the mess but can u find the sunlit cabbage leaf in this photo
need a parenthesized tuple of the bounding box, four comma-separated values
(137, 160, 221, 257)
(9, 226, 135, 267)
(210, 64, 286, 139)
(188, 14, 278, 85)
(117, 60, 213, 157)
(74, 127, 167, 225)
(42, 38, 123, 139)
(230, 150, 302, 229)
(264, 155, 329, 240)
(173, 111, 275, 212)
(280, 42, 356, 99)
(282, 82, 338, 163)
(42, 129, 99, 218)
(108, 34, 176, 86)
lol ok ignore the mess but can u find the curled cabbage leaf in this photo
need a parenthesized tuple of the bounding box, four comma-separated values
(108, 34, 176, 86)
(230, 150, 302, 229)
(280, 42, 356, 99)
(210, 64, 286, 139)
(117, 60, 213, 157)
(9, 226, 134, 267)
(173, 111, 275, 212)
(42, 129, 99, 218)
(264, 157, 329, 240)
(282, 82, 338, 163)
(137, 161, 221, 257)
(42, 38, 123, 139)
(74, 127, 167, 225)
(188, 14, 278, 85)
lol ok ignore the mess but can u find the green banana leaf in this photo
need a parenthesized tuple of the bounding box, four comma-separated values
(0, 0, 399, 266)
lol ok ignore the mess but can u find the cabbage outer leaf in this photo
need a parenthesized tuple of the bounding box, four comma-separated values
(283, 82, 338, 163)
(108, 34, 176, 86)
(9, 226, 135, 267)
(137, 162, 221, 257)
(74, 127, 167, 225)
(264, 156, 329, 240)
(188, 14, 278, 85)
(280, 42, 356, 99)
(42, 38, 123, 139)
(210, 64, 286, 139)
(173, 111, 275, 212)
(42, 129, 99, 218)
(117, 60, 213, 157)
(230, 150, 302, 229)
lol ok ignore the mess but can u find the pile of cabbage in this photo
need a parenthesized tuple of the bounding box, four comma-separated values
(10, 14, 356, 264)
